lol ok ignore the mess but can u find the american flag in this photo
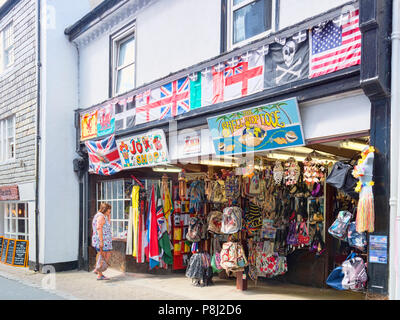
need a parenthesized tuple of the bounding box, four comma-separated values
(85, 134, 123, 176)
(309, 9, 361, 78)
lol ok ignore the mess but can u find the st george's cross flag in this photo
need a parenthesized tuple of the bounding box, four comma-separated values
(190, 53, 264, 108)
(85, 134, 123, 176)
(135, 77, 191, 125)
(309, 9, 361, 78)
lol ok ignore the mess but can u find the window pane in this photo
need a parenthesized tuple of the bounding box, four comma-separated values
(118, 221, 124, 237)
(125, 200, 131, 220)
(117, 180, 123, 199)
(17, 203, 25, 218)
(124, 180, 133, 199)
(116, 64, 135, 94)
(111, 201, 117, 220)
(18, 219, 26, 234)
(118, 37, 135, 67)
(118, 200, 124, 220)
(112, 222, 117, 237)
(233, 0, 271, 44)
(97, 183, 102, 201)
(106, 181, 112, 200)
(11, 218, 16, 233)
(5, 203, 10, 218)
(112, 181, 118, 199)
(233, 0, 246, 5)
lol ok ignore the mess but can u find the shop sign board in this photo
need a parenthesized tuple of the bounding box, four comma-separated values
(179, 130, 201, 157)
(207, 98, 305, 156)
(80, 109, 98, 141)
(369, 235, 388, 264)
(0, 185, 19, 201)
(0, 238, 29, 267)
(116, 129, 170, 169)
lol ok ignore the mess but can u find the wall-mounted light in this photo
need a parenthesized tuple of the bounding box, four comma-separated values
(340, 141, 368, 152)
(152, 166, 182, 173)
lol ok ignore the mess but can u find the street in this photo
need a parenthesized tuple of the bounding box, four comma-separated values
(0, 276, 64, 300)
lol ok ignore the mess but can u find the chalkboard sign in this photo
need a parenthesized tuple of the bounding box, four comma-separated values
(13, 240, 28, 267)
(6, 239, 15, 265)
(0, 237, 3, 259)
(1, 238, 8, 263)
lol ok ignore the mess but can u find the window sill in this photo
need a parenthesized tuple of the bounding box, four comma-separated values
(227, 29, 274, 52)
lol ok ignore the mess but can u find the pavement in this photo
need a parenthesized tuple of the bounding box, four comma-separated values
(0, 263, 365, 300)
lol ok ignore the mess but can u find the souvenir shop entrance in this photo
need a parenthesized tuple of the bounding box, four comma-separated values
(88, 130, 373, 295)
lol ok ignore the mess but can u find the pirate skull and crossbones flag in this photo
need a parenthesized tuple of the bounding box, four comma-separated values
(264, 31, 309, 88)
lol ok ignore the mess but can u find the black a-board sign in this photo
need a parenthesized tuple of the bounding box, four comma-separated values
(1, 238, 8, 263)
(0, 237, 3, 259)
(0, 238, 28, 267)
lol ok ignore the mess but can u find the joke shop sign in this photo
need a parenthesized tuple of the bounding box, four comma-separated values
(207, 98, 305, 156)
(116, 129, 170, 169)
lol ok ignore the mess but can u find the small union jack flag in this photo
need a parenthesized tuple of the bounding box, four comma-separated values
(85, 134, 123, 176)
(160, 77, 190, 120)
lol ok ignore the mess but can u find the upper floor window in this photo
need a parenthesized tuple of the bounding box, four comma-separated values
(0, 115, 15, 162)
(0, 22, 14, 72)
(227, 0, 275, 50)
(111, 23, 136, 96)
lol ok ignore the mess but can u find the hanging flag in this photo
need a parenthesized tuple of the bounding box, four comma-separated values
(137, 196, 146, 263)
(264, 33, 309, 88)
(309, 9, 361, 78)
(135, 77, 190, 125)
(97, 104, 115, 137)
(146, 185, 160, 269)
(131, 185, 140, 258)
(224, 53, 264, 101)
(81, 110, 98, 141)
(156, 185, 173, 265)
(85, 134, 122, 176)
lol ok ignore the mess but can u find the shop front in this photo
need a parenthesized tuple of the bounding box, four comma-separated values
(74, 1, 391, 298)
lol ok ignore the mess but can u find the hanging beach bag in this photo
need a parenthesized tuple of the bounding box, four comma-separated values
(326, 253, 356, 290)
(188, 180, 205, 213)
(286, 220, 298, 247)
(328, 210, 353, 240)
(347, 222, 367, 252)
(211, 252, 223, 273)
(297, 221, 311, 247)
(225, 174, 240, 201)
(221, 207, 242, 234)
(186, 217, 203, 242)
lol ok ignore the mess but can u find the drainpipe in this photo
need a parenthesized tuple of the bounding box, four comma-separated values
(34, 0, 42, 272)
(389, 0, 400, 300)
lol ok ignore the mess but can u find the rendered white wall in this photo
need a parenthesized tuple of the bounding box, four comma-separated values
(79, 0, 221, 109)
(279, 0, 353, 29)
(38, 0, 91, 265)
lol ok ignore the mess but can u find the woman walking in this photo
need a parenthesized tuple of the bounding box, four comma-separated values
(92, 203, 113, 280)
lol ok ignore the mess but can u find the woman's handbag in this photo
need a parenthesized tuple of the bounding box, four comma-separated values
(96, 253, 109, 273)
(297, 221, 311, 247)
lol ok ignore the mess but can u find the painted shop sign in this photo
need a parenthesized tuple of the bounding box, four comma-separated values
(116, 129, 170, 169)
(207, 98, 305, 156)
(0, 185, 19, 201)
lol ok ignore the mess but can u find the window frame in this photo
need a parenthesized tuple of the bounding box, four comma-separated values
(96, 179, 131, 240)
(0, 21, 14, 73)
(0, 115, 16, 163)
(110, 22, 136, 97)
(226, 0, 276, 51)
(3, 202, 29, 240)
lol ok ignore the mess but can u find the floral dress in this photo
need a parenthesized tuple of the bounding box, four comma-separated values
(92, 212, 113, 251)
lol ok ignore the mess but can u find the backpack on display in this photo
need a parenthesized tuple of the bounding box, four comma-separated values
(341, 256, 368, 291)
(220, 242, 247, 273)
(328, 210, 352, 240)
(347, 222, 367, 252)
(207, 211, 224, 235)
(221, 207, 242, 234)
(326, 252, 356, 290)
(210, 180, 228, 204)
(186, 217, 203, 242)
(326, 162, 353, 189)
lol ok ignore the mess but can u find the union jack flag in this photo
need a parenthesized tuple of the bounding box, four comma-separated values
(85, 134, 123, 176)
(160, 77, 190, 120)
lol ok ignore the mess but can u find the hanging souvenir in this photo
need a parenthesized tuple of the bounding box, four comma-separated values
(284, 157, 301, 186)
(273, 160, 284, 185)
(352, 146, 375, 233)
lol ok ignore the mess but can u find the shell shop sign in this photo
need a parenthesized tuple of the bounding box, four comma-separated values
(207, 98, 305, 156)
(0, 185, 19, 201)
(116, 129, 170, 169)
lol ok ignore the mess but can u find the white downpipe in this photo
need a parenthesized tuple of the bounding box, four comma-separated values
(389, 0, 400, 300)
